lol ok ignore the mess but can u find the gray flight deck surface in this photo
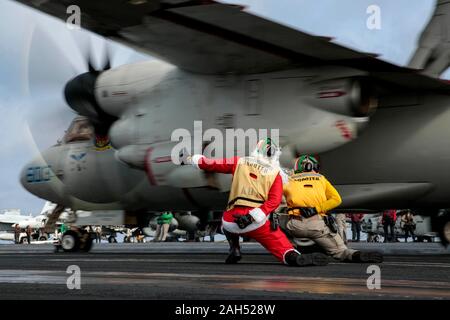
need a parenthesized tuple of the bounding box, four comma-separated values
(0, 242, 449, 300)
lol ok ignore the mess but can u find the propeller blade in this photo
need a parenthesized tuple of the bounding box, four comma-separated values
(23, 21, 143, 153)
(27, 26, 80, 95)
(88, 57, 97, 73)
(103, 56, 111, 71)
(23, 95, 76, 150)
(24, 25, 82, 150)
(102, 41, 112, 71)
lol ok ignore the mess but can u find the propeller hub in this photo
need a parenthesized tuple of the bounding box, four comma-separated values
(64, 71, 100, 119)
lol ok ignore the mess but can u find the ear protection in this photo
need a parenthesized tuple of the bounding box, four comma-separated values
(266, 139, 275, 157)
(303, 159, 314, 172)
(295, 155, 320, 173)
(257, 138, 277, 158)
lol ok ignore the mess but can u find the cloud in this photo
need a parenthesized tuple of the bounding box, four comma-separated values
(0, 1, 149, 214)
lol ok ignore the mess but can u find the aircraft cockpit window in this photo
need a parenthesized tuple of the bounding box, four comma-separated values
(63, 118, 94, 143)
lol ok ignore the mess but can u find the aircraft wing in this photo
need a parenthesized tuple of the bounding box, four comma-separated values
(336, 183, 434, 210)
(12, 0, 450, 94)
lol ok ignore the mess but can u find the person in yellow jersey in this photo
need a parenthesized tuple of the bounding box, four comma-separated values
(283, 155, 383, 263)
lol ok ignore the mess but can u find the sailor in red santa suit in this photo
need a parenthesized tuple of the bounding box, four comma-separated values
(180, 138, 329, 266)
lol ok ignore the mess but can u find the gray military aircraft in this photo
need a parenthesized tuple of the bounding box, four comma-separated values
(13, 0, 450, 251)
(0, 209, 32, 232)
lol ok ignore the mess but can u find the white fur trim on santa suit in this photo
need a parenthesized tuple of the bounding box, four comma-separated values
(191, 154, 205, 169)
(279, 169, 290, 185)
(248, 208, 266, 223)
(282, 248, 300, 265)
(222, 215, 268, 234)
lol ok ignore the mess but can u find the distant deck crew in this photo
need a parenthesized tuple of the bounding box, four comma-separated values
(180, 139, 328, 266)
(154, 211, 173, 242)
(94, 225, 101, 243)
(350, 213, 364, 242)
(401, 210, 416, 242)
(382, 210, 397, 243)
(283, 155, 382, 263)
(25, 225, 32, 245)
(14, 224, 21, 244)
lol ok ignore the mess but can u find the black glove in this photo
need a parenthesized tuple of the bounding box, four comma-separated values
(233, 214, 253, 229)
(323, 215, 338, 234)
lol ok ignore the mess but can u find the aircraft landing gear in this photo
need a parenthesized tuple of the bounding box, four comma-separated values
(60, 230, 79, 252)
(56, 228, 94, 253)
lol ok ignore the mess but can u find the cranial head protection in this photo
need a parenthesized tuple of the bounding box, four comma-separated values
(251, 138, 281, 165)
(294, 155, 319, 173)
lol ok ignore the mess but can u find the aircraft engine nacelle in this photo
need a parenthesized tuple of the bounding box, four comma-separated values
(305, 78, 378, 117)
(279, 114, 369, 168)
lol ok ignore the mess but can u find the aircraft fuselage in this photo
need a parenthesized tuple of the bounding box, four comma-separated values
(20, 60, 450, 212)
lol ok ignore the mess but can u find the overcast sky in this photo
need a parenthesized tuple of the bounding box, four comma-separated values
(0, 0, 446, 214)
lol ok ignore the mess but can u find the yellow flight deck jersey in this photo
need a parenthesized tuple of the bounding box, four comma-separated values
(283, 172, 342, 216)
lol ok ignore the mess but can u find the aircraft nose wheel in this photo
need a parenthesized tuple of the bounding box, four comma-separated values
(61, 230, 80, 252)
(58, 229, 94, 252)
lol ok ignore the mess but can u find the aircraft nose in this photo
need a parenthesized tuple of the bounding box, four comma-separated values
(20, 152, 62, 203)
(20, 156, 50, 194)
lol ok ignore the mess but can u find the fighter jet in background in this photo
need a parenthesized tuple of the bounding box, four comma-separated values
(0, 209, 32, 232)
(0, 208, 49, 243)
(12, 0, 450, 251)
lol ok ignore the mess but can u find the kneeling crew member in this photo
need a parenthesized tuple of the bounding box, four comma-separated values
(181, 139, 328, 266)
(283, 155, 383, 263)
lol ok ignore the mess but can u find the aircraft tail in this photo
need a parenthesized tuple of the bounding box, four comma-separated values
(408, 0, 450, 77)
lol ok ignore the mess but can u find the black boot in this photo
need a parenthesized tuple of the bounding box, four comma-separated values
(297, 252, 329, 266)
(285, 251, 329, 267)
(352, 251, 383, 263)
(224, 230, 242, 264)
(225, 247, 242, 264)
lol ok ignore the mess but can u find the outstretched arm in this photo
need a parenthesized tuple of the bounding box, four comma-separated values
(192, 155, 239, 174)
